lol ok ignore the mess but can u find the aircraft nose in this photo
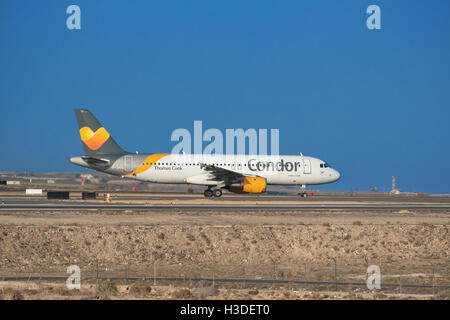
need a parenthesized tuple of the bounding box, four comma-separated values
(333, 169, 341, 181)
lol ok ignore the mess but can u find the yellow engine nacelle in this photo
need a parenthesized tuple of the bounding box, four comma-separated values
(229, 177, 267, 194)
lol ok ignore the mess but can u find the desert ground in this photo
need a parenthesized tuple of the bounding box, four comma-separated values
(0, 202, 449, 300)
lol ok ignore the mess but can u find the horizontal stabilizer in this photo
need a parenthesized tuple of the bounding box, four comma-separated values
(81, 156, 110, 165)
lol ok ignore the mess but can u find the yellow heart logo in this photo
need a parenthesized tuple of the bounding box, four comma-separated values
(79, 127, 110, 150)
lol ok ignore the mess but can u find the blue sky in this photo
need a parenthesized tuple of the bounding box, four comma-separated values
(1, 0, 449, 193)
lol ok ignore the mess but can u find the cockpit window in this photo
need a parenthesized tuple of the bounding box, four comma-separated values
(320, 163, 331, 168)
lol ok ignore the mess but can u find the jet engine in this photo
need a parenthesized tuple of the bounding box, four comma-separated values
(228, 177, 267, 194)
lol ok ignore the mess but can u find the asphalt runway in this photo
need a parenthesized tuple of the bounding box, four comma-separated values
(2, 191, 450, 203)
(116, 194, 449, 203)
(1, 201, 449, 211)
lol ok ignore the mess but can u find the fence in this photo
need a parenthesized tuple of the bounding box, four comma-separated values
(1, 262, 448, 295)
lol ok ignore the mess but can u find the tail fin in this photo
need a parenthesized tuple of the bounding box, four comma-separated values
(75, 109, 127, 155)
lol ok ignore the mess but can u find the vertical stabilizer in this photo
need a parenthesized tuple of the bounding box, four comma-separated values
(74, 109, 127, 155)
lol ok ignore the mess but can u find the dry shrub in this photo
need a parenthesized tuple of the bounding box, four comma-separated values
(0, 288, 24, 300)
(420, 222, 434, 228)
(171, 288, 193, 299)
(25, 289, 39, 296)
(309, 292, 323, 300)
(248, 289, 259, 296)
(96, 280, 118, 299)
(129, 282, 152, 297)
(434, 289, 450, 300)
(196, 286, 219, 298)
(50, 286, 77, 297)
(373, 291, 388, 299)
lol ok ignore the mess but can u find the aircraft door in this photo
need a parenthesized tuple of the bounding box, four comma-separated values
(125, 155, 133, 172)
(303, 159, 311, 174)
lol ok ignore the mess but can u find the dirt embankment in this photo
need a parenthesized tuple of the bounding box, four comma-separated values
(0, 224, 448, 277)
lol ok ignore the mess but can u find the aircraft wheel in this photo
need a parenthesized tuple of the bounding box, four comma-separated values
(213, 189, 222, 197)
(204, 189, 213, 198)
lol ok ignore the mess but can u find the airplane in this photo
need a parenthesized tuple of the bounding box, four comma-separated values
(69, 109, 341, 197)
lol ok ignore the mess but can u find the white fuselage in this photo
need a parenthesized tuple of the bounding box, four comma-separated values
(120, 154, 341, 186)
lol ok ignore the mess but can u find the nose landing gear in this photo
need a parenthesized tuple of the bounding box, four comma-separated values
(298, 184, 308, 197)
(204, 188, 222, 198)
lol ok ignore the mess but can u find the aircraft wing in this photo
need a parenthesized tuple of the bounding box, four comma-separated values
(200, 163, 246, 184)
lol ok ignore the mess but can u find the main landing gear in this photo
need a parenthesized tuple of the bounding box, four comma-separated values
(204, 187, 222, 198)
